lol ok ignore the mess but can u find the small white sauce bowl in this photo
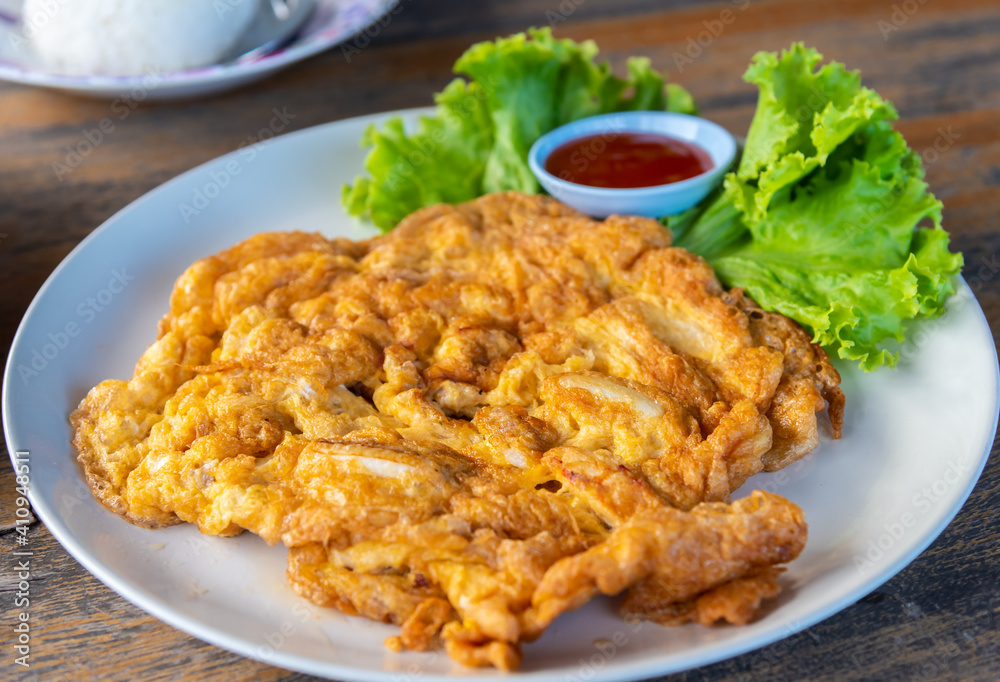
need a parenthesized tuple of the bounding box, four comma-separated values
(528, 111, 736, 218)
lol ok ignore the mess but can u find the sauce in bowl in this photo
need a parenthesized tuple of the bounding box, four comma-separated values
(544, 132, 713, 189)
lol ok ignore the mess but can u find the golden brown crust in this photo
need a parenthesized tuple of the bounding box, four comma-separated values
(732, 289, 845, 441)
(524, 491, 806, 637)
(71, 192, 841, 669)
(626, 566, 785, 626)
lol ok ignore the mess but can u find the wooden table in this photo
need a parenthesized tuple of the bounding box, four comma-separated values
(2, 0, 999, 679)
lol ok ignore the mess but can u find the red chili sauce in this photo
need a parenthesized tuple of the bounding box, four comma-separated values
(544, 131, 713, 189)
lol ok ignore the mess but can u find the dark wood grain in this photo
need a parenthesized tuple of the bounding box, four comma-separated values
(2, 0, 1000, 680)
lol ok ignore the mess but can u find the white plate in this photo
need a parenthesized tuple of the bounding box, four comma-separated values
(3, 108, 998, 681)
(0, 0, 397, 99)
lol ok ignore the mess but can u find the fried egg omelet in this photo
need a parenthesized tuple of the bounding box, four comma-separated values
(72, 192, 843, 669)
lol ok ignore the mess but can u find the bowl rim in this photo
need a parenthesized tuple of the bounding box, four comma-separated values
(528, 111, 737, 197)
(0, 0, 399, 91)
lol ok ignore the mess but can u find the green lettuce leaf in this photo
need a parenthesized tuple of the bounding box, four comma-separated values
(343, 27, 696, 231)
(341, 79, 495, 230)
(673, 44, 963, 371)
(734, 44, 897, 222)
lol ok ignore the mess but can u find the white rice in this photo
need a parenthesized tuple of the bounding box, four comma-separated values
(23, 0, 260, 76)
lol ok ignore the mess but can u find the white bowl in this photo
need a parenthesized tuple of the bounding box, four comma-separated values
(528, 111, 736, 218)
(0, 0, 398, 100)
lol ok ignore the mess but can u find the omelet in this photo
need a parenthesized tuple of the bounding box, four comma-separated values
(71, 192, 843, 669)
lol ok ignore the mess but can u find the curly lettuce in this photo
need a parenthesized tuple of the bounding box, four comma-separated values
(671, 44, 963, 371)
(343, 27, 696, 230)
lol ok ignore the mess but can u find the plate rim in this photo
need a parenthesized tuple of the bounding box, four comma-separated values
(3, 108, 999, 681)
(0, 0, 399, 94)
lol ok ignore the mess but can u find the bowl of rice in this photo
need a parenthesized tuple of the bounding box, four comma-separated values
(0, 0, 398, 99)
